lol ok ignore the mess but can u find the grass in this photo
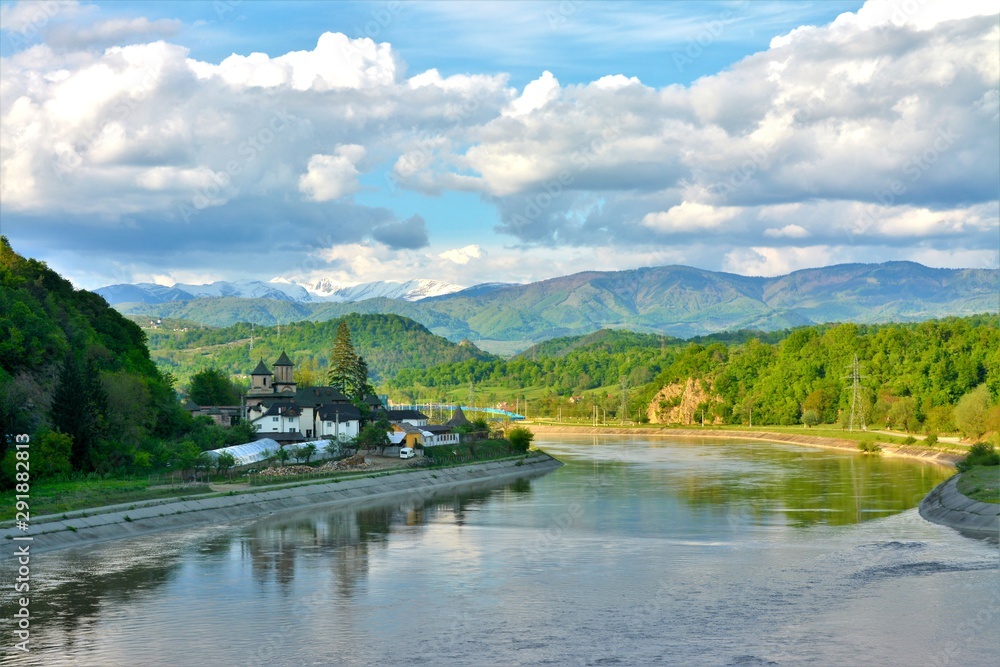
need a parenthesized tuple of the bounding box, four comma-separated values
(957, 465, 1000, 504)
(0, 478, 212, 521)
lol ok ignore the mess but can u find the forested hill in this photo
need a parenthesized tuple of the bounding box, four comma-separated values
(390, 315, 1000, 435)
(145, 313, 493, 388)
(0, 237, 184, 468)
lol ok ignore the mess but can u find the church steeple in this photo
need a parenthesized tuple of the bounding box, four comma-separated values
(272, 350, 296, 393)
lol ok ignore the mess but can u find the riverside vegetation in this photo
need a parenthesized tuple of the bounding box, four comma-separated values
(2, 237, 997, 517)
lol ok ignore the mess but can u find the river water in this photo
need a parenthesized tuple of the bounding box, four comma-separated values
(2, 435, 998, 666)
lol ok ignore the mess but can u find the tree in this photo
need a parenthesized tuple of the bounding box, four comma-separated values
(51, 354, 103, 470)
(357, 419, 390, 454)
(189, 368, 242, 406)
(276, 447, 291, 467)
(954, 385, 993, 440)
(508, 426, 534, 452)
(32, 429, 73, 478)
(327, 320, 375, 400)
(300, 443, 317, 465)
(801, 410, 820, 428)
(215, 451, 236, 475)
(328, 321, 359, 396)
(288, 446, 303, 463)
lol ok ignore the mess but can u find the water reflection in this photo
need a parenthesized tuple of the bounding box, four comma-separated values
(1, 438, 984, 667)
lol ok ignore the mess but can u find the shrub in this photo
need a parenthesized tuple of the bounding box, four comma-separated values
(903, 435, 916, 445)
(507, 427, 534, 453)
(956, 442, 1000, 472)
(925, 433, 938, 446)
(858, 441, 882, 454)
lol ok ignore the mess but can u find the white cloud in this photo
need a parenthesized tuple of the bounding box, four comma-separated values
(642, 201, 740, 232)
(439, 245, 484, 265)
(764, 224, 809, 238)
(187, 32, 398, 91)
(298, 145, 366, 202)
(723, 246, 843, 277)
(504, 70, 559, 117)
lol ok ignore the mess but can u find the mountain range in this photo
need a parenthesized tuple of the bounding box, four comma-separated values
(107, 261, 999, 352)
(96, 277, 465, 305)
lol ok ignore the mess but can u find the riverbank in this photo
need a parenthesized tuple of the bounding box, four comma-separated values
(1, 453, 562, 556)
(528, 424, 962, 467)
(919, 474, 1000, 540)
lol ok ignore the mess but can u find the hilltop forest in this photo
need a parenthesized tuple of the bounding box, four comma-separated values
(0, 238, 257, 486)
(389, 316, 1000, 437)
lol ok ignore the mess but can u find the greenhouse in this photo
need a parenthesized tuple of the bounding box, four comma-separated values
(205, 438, 281, 466)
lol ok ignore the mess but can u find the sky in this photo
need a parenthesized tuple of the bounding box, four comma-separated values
(0, 0, 997, 291)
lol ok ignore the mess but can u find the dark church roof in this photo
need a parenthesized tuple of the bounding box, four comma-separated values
(250, 360, 271, 375)
(445, 406, 472, 427)
(383, 409, 428, 421)
(317, 404, 362, 422)
(295, 386, 350, 407)
(274, 351, 294, 366)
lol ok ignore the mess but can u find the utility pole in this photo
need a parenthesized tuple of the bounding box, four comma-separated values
(620, 378, 628, 426)
(846, 354, 867, 432)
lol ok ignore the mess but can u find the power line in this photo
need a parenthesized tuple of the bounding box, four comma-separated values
(845, 354, 867, 432)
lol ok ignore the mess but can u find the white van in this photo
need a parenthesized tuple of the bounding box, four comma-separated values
(399, 447, 416, 459)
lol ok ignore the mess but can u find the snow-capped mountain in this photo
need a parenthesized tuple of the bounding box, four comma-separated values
(95, 278, 465, 305)
(308, 278, 464, 302)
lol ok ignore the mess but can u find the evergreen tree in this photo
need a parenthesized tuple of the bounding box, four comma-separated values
(328, 321, 359, 396)
(328, 321, 375, 400)
(51, 354, 103, 470)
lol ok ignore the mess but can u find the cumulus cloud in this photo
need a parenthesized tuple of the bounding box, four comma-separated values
(439, 244, 484, 265)
(0, 0, 997, 289)
(298, 146, 366, 202)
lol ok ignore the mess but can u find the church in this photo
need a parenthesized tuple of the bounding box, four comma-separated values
(245, 352, 364, 443)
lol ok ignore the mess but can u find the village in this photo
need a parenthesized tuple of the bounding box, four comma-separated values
(183, 352, 483, 470)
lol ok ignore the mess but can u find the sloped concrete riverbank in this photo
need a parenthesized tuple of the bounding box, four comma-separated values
(1, 454, 562, 555)
(919, 475, 1000, 541)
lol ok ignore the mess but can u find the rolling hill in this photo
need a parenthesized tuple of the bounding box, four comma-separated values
(115, 261, 998, 352)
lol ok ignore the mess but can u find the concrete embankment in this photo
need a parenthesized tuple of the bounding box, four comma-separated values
(919, 475, 1000, 540)
(528, 424, 962, 467)
(1, 454, 562, 555)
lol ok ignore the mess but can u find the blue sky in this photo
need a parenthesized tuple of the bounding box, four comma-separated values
(0, 0, 997, 291)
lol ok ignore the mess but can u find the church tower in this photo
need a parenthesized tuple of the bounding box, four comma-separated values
(273, 351, 297, 394)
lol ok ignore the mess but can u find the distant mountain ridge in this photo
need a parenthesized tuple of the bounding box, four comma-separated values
(96, 277, 465, 305)
(111, 261, 999, 350)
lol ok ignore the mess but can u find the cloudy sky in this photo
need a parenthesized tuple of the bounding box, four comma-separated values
(1, 0, 997, 290)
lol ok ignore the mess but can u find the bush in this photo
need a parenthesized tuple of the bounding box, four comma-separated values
(858, 441, 882, 454)
(956, 442, 1000, 472)
(801, 410, 820, 428)
(902, 435, 916, 445)
(925, 433, 938, 446)
(507, 426, 534, 453)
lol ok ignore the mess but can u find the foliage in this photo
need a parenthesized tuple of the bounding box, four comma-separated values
(953, 385, 993, 440)
(801, 410, 820, 428)
(189, 368, 243, 405)
(144, 313, 491, 388)
(214, 451, 236, 474)
(507, 426, 534, 452)
(356, 418, 391, 453)
(858, 441, 883, 454)
(956, 442, 1000, 472)
(389, 316, 999, 431)
(299, 442, 317, 464)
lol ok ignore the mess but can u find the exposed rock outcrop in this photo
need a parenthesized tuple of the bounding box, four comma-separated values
(647, 378, 722, 424)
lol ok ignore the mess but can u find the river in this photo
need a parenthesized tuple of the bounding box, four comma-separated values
(2, 435, 998, 666)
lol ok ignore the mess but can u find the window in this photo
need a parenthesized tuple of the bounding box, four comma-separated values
(326, 421, 332, 427)
(272, 417, 279, 422)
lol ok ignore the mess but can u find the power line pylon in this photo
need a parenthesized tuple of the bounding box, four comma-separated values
(846, 354, 867, 432)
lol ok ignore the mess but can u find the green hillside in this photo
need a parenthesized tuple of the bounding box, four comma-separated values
(145, 313, 493, 390)
(115, 262, 999, 349)
(388, 316, 1000, 436)
(0, 237, 190, 479)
